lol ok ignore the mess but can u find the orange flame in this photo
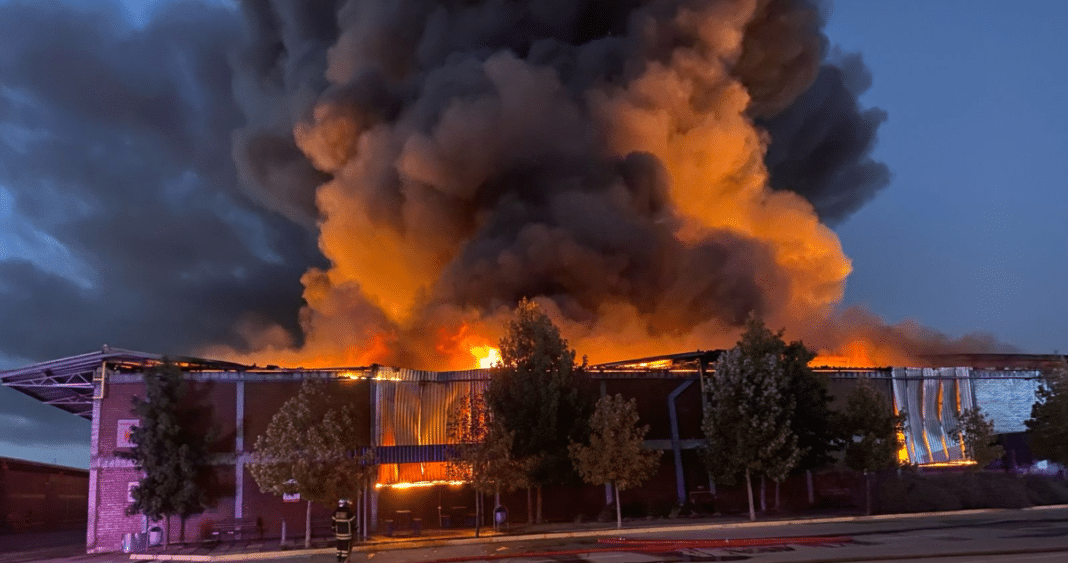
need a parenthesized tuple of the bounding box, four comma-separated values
(470, 345, 501, 369)
(811, 339, 882, 368)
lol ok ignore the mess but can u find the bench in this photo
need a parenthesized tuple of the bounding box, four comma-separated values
(205, 517, 264, 542)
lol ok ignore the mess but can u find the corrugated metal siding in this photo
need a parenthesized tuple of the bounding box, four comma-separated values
(891, 369, 917, 462)
(375, 367, 489, 382)
(375, 379, 489, 447)
(973, 371, 1042, 434)
(893, 368, 975, 464)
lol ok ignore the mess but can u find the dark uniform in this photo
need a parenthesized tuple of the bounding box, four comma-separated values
(332, 499, 356, 562)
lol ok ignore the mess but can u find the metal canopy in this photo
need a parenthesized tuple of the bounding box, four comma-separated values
(0, 346, 250, 420)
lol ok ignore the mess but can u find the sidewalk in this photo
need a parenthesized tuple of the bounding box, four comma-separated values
(125, 505, 1067, 562)
(8, 505, 1068, 563)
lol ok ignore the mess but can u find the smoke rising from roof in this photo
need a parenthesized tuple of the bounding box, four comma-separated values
(0, 0, 1001, 370)
(216, 0, 890, 368)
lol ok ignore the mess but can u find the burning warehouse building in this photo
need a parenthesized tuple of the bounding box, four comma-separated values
(1, 347, 1062, 553)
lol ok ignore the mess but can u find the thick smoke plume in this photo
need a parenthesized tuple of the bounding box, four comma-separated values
(0, 0, 998, 370)
(214, 0, 894, 369)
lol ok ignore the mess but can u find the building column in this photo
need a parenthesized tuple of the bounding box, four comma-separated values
(668, 379, 695, 505)
(86, 375, 103, 550)
(235, 380, 245, 519)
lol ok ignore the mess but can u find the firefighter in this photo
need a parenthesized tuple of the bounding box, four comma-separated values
(332, 498, 356, 562)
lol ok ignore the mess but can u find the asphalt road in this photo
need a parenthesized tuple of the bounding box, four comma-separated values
(346, 508, 1068, 563)
(5, 508, 1067, 563)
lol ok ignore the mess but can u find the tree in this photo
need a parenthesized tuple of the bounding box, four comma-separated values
(119, 362, 214, 547)
(700, 318, 801, 521)
(837, 376, 904, 514)
(485, 298, 595, 523)
(445, 390, 522, 537)
(1025, 359, 1068, 468)
(782, 341, 837, 473)
(248, 380, 374, 547)
(953, 407, 1003, 469)
(569, 394, 661, 529)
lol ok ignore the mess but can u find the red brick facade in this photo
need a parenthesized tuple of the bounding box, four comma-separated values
(88, 373, 372, 552)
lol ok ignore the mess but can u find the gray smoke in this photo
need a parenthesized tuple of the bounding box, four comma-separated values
(759, 51, 891, 223)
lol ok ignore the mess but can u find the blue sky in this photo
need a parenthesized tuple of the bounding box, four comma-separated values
(1, 1, 1066, 470)
(826, 2, 1068, 354)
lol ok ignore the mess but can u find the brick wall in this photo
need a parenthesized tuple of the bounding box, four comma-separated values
(92, 467, 144, 550)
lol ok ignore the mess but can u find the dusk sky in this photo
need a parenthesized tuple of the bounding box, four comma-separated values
(1, 0, 1065, 469)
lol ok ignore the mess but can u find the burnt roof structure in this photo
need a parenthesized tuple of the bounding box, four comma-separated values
(3, 346, 1065, 422)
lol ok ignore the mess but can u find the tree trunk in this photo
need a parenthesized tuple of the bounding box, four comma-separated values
(527, 487, 533, 524)
(745, 469, 756, 521)
(536, 485, 543, 524)
(179, 515, 186, 543)
(474, 488, 481, 538)
(759, 476, 766, 512)
(775, 480, 781, 511)
(864, 471, 872, 516)
(806, 469, 814, 505)
(164, 516, 170, 549)
(363, 482, 369, 540)
(614, 482, 622, 529)
(305, 500, 312, 548)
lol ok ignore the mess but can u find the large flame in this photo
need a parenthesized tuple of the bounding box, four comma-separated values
(471, 346, 501, 369)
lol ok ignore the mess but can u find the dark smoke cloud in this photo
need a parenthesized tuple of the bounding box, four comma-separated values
(257, 0, 815, 345)
(734, 0, 892, 224)
(759, 52, 891, 224)
(211, 0, 899, 368)
(0, 0, 324, 363)
(0, 0, 928, 371)
(230, 0, 344, 226)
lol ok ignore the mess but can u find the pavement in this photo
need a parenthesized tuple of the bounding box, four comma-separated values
(3, 506, 1067, 563)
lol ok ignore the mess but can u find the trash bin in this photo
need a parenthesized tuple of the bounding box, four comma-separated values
(493, 506, 508, 526)
(148, 526, 163, 547)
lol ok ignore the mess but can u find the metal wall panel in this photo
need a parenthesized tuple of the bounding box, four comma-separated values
(891, 368, 917, 462)
(375, 379, 489, 447)
(939, 375, 965, 460)
(894, 367, 978, 464)
(905, 369, 930, 464)
(972, 371, 1042, 433)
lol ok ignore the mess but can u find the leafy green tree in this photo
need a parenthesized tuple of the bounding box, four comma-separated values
(445, 390, 521, 537)
(119, 362, 214, 547)
(485, 298, 595, 523)
(569, 394, 661, 529)
(837, 376, 904, 514)
(953, 407, 1004, 469)
(701, 318, 801, 521)
(782, 341, 837, 473)
(249, 380, 374, 547)
(1026, 359, 1068, 468)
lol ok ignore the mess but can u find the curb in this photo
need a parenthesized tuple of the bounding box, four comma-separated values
(128, 504, 1068, 562)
